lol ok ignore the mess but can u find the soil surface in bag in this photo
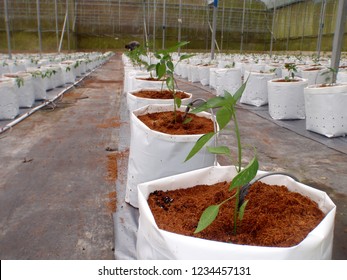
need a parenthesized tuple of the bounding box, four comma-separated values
(133, 89, 190, 100)
(137, 111, 214, 135)
(148, 181, 325, 247)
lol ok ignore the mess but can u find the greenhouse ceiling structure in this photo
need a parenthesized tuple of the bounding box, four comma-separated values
(0, 0, 346, 61)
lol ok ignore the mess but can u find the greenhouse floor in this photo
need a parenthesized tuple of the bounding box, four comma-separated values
(0, 53, 346, 260)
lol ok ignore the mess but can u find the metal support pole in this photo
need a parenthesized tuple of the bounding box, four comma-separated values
(300, 1, 308, 52)
(286, 5, 292, 52)
(162, 0, 166, 49)
(269, 0, 276, 57)
(36, 0, 42, 56)
(240, 0, 246, 53)
(143, 0, 148, 48)
(210, 0, 218, 60)
(317, 0, 327, 59)
(220, 0, 225, 51)
(331, 0, 347, 83)
(66, 0, 70, 51)
(55, 0, 59, 51)
(58, 10, 68, 53)
(153, 0, 156, 51)
(4, 0, 12, 59)
(178, 0, 182, 55)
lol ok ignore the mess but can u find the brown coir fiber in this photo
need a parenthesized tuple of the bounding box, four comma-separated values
(133, 89, 190, 100)
(137, 111, 214, 135)
(148, 181, 325, 247)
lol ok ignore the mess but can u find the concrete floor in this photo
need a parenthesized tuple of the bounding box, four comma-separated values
(0, 53, 346, 259)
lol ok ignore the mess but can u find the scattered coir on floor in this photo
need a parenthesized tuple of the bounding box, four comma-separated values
(106, 149, 129, 184)
(106, 153, 118, 182)
(148, 181, 325, 247)
(106, 191, 117, 213)
(97, 117, 123, 128)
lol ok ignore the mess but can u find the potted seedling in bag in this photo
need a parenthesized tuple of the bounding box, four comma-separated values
(304, 67, 347, 137)
(267, 62, 308, 119)
(126, 42, 193, 112)
(150, 41, 195, 123)
(136, 83, 336, 260)
(125, 42, 215, 208)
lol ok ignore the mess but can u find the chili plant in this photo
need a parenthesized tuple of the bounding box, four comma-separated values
(185, 82, 258, 235)
(150, 41, 194, 123)
(284, 63, 298, 81)
(15, 76, 25, 88)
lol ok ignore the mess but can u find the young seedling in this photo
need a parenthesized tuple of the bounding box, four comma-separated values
(284, 63, 298, 81)
(15, 76, 24, 88)
(151, 41, 194, 123)
(185, 82, 259, 235)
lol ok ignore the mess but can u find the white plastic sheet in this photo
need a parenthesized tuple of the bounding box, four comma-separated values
(137, 165, 336, 260)
(125, 104, 216, 208)
(268, 78, 308, 120)
(304, 83, 347, 137)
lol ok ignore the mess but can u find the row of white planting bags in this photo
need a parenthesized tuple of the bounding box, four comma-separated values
(0, 51, 114, 120)
(173, 53, 347, 138)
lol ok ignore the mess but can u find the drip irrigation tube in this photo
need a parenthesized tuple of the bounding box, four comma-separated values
(0, 62, 105, 135)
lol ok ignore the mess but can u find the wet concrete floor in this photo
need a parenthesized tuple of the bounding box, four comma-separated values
(0, 53, 346, 259)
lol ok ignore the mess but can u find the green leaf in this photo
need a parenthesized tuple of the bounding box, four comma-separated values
(157, 63, 166, 79)
(238, 199, 249, 220)
(179, 54, 195, 61)
(231, 81, 248, 103)
(216, 107, 232, 130)
(229, 156, 259, 191)
(190, 96, 227, 114)
(166, 41, 190, 53)
(147, 64, 156, 72)
(185, 132, 215, 162)
(183, 117, 192, 124)
(166, 76, 174, 91)
(207, 146, 231, 156)
(175, 96, 182, 108)
(194, 204, 220, 233)
(167, 61, 174, 72)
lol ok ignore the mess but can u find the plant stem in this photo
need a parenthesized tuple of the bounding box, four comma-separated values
(233, 187, 240, 235)
(232, 110, 242, 172)
(232, 107, 241, 235)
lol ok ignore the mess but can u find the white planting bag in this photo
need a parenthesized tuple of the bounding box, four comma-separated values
(0, 77, 19, 120)
(304, 84, 347, 137)
(209, 68, 218, 89)
(129, 75, 167, 92)
(268, 78, 308, 120)
(60, 63, 76, 84)
(126, 104, 216, 208)
(198, 65, 215, 86)
(4, 73, 35, 108)
(137, 165, 336, 260)
(126, 88, 192, 112)
(299, 67, 332, 85)
(25, 69, 46, 100)
(215, 68, 242, 97)
(240, 71, 276, 106)
(188, 65, 200, 83)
